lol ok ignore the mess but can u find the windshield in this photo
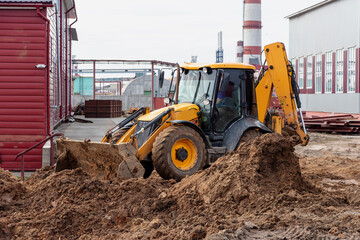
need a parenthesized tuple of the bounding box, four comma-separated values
(177, 69, 216, 104)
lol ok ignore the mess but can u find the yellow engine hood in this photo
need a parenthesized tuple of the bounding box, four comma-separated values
(138, 103, 200, 123)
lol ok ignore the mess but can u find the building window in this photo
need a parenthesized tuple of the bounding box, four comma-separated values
(348, 47, 356, 93)
(335, 49, 344, 93)
(315, 54, 322, 93)
(306, 56, 312, 89)
(325, 51, 332, 93)
(298, 58, 304, 89)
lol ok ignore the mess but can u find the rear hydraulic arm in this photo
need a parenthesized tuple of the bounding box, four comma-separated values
(256, 42, 309, 146)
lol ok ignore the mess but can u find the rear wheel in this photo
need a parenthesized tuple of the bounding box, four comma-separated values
(237, 129, 262, 150)
(152, 125, 207, 181)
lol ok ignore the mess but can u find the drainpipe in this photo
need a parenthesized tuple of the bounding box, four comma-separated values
(68, 3, 77, 114)
(59, 0, 63, 118)
(64, 14, 68, 117)
(36, 6, 54, 168)
(66, 1, 77, 116)
(36, 7, 51, 136)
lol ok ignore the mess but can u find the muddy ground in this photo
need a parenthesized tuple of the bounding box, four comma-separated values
(1, 133, 360, 239)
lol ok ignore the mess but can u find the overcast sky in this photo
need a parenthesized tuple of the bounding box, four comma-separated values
(72, 0, 320, 63)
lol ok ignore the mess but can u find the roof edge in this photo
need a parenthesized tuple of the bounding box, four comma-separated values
(285, 0, 339, 19)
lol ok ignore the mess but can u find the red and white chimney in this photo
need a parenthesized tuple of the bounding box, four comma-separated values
(236, 40, 244, 62)
(243, 0, 262, 67)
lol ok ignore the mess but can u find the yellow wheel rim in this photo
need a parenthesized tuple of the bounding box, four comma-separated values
(171, 138, 197, 171)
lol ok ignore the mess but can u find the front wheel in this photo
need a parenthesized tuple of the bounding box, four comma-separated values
(152, 126, 207, 181)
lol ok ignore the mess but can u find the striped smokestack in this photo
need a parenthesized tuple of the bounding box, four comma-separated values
(243, 0, 262, 67)
(236, 40, 243, 62)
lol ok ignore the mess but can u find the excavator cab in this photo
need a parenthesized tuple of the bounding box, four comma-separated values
(171, 63, 266, 150)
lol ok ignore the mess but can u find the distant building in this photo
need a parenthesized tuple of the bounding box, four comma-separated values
(73, 77, 94, 96)
(287, 0, 360, 113)
(0, 0, 77, 170)
(121, 75, 171, 111)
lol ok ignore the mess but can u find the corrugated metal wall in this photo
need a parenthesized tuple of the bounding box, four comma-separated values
(0, 8, 47, 170)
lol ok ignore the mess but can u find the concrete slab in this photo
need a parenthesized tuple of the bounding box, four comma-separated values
(55, 116, 125, 141)
(42, 140, 51, 167)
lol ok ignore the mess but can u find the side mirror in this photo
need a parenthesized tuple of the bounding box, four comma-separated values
(159, 71, 165, 88)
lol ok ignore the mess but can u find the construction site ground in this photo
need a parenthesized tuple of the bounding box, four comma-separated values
(55, 116, 125, 141)
(1, 132, 360, 239)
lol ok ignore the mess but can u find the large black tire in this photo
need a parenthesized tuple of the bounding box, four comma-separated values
(237, 129, 262, 150)
(152, 125, 207, 181)
(111, 128, 129, 144)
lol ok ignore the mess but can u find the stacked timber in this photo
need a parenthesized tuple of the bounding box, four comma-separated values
(85, 100, 122, 118)
(304, 114, 360, 134)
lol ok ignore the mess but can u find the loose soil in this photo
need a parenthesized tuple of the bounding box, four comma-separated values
(1, 133, 360, 239)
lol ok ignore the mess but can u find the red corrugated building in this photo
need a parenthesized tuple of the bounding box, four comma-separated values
(0, 0, 77, 170)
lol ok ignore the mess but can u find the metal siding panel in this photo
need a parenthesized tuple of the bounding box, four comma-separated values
(0, 115, 44, 121)
(0, 135, 44, 142)
(0, 102, 45, 108)
(343, 50, 347, 93)
(0, 42, 45, 50)
(0, 22, 45, 30)
(0, 9, 39, 17)
(0, 70, 45, 76)
(0, 56, 45, 63)
(0, 141, 42, 148)
(0, 75, 45, 82)
(0, 16, 44, 24)
(0, 8, 47, 170)
(0, 128, 46, 135)
(0, 62, 45, 69)
(0, 89, 45, 96)
(0, 148, 42, 155)
(356, 48, 360, 93)
(0, 83, 44, 89)
(0, 161, 42, 171)
(0, 49, 46, 56)
(322, 54, 325, 94)
(0, 36, 44, 43)
(0, 29, 45, 37)
(0, 109, 45, 115)
(332, 52, 336, 94)
(0, 0, 52, 3)
(0, 96, 44, 102)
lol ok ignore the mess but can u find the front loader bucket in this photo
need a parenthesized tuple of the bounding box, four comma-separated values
(55, 137, 145, 180)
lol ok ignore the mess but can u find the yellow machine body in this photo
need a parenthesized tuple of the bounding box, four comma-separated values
(56, 42, 308, 181)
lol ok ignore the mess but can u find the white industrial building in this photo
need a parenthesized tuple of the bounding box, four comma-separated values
(287, 0, 360, 114)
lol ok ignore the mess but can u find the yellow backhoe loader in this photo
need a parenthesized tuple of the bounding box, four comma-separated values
(56, 42, 309, 181)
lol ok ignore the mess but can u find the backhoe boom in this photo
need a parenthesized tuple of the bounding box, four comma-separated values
(256, 42, 309, 146)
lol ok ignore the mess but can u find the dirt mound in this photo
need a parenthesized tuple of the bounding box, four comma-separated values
(0, 168, 25, 239)
(0, 168, 25, 204)
(174, 133, 304, 206)
(25, 166, 55, 187)
(1, 133, 359, 239)
(4, 168, 173, 239)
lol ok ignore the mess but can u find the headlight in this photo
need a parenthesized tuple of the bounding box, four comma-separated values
(202, 67, 212, 74)
(164, 97, 171, 105)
